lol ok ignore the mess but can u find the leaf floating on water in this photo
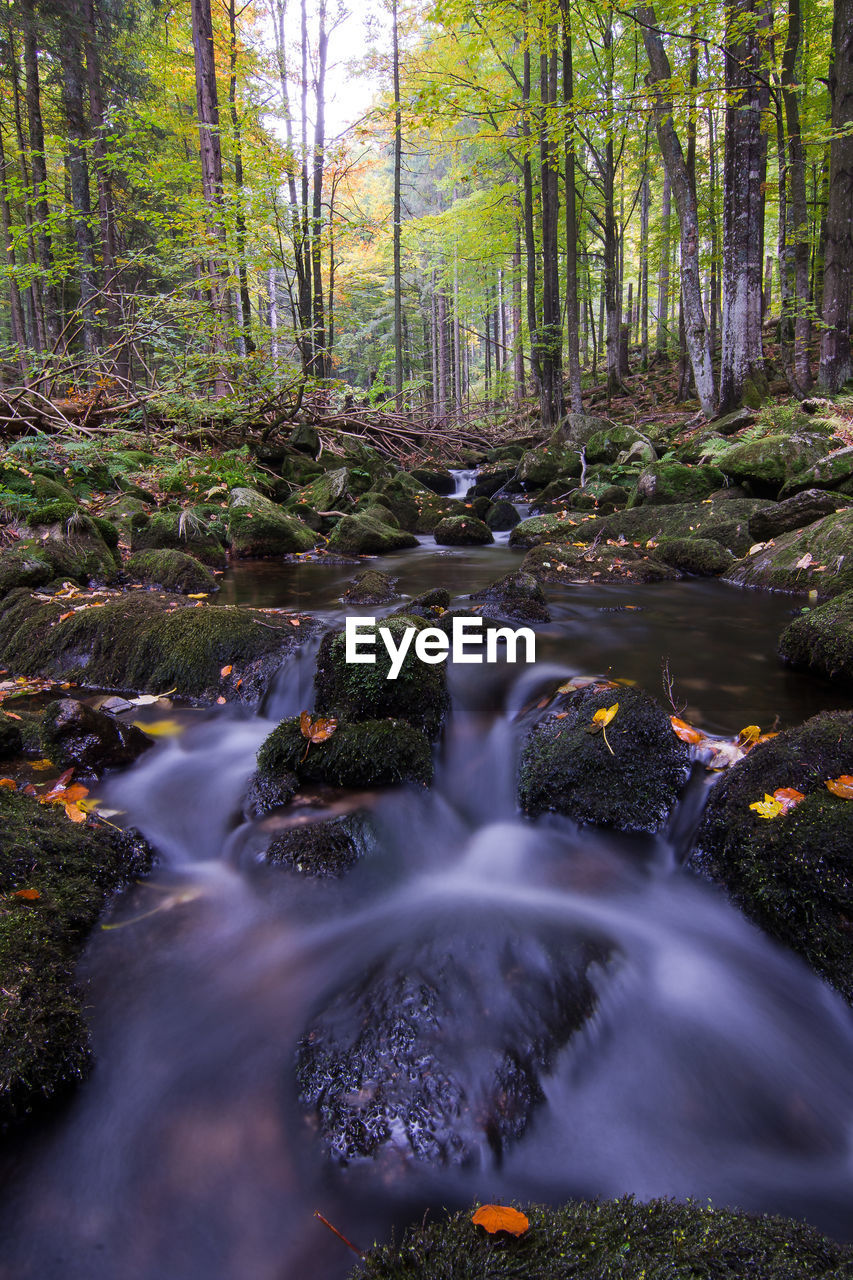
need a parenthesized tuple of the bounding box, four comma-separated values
(129, 687, 177, 707)
(773, 787, 805, 813)
(825, 775, 853, 799)
(471, 1205, 530, 1237)
(671, 716, 703, 745)
(131, 718, 185, 738)
(750, 793, 783, 820)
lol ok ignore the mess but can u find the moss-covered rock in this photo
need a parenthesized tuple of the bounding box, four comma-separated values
(585, 424, 646, 465)
(653, 537, 734, 576)
(314, 617, 448, 737)
(516, 447, 582, 489)
(748, 489, 849, 541)
(509, 512, 593, 549)
(690, 712, 853, 1000)
(715, 433, 827, 494)
(0, 543, 54, 597)
(599, 498, 772, 556)
(326, 513, 417, 555)
(778, 592, 853, 684)
(242, 769, 298, 819)
(713, 406, 758, 435)
(0, 590, 314, 702)
(485, 499, 520, 532)
(354, 1197, 852, 1280)
(129, 508, 227, 568)
(410, 466, 454, 495)
(286, 466, 351, 515)
(779, 445, 853, 498)
(256, 716, 433, 788)
(413, 494, 460, 533)
(519, 686, 690, 832)
(561, 412, 615, 448)
(723, 509, 853, 596)
(470, 464, 516, 498)
(520, 542, 678, 586)
(265, 811, 375, 877)
(433, 515, 494, 546)
(39, 697, 153, 775)
(0, 788, 153, 1126)
(124, 548, 217, 594)
(288, 422, 320, 455)
(469, 571, 550, 622)
(0, 716, 23, 760)
(227, 487, 317, 557)
(343, 569, 399, 605)
(628, 461, 727, 507)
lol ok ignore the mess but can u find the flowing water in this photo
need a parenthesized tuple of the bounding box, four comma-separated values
(1, 536, 852, 1280)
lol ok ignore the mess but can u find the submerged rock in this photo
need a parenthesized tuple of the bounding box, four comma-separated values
(0, 788, 153, 1127)
(266, 811, 375, 877)
(690, 711, 853, 1002)
(124, 548, 217, 594)
(779, 592, 853, 684)
(256, 716, 433, 789)
(469, 571, 551, 622)
(518, 685, 690, 833)
(355, 1197, 853, 1279)
(343, 570, 399, 605)
(39, 697, 153, 776)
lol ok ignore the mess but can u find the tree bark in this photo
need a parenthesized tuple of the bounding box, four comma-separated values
(655, 166, 671, 357)
(561, 1, 582, 410)
(21, 0, 60, 346)
(392, 0, 403, 401)
(61, 0, 98, 362)
(819, 0, 853, 390)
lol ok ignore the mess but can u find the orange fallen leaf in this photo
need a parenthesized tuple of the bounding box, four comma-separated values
(671, 716, 703, 745)
(738, 725, 761, 748)
(216, 696, 226, 705)
(220, 664, 232, 678)
(299, 711, 338, 744)
(58, 611, 74, 622)
(0, 778, 17, 790)
(825, 775, 853, 799)
(289, 618, 301, 627)
(471, 1205, 530, 1237)
(13, 888, 40, 901)
(3, 712, 21, 721)
(772, 787, 805, 813)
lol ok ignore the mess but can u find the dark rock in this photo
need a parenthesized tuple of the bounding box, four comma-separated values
(485, 500, 520, 531)
(242, 769, 298, 819)
(326, 513, 418, 555)
(779, 591, 853, 684)
(256, 716, 433, 788)
(410, 467, 454, 495)
(289, 422, 320, 456)
(0, 787, 153, 1126)
(124, 548, 217, 595)
(712, 406, 758, 435)
(433, 516, 494, 546)
(39, 698, 153, 775)
(748, 489, 850, 541)
(470, 571, 550, 622)
(469, 465, 515, 498)
(521, 542, 678, 586)
(723, 509, 853, 597)
(266, 811, 375, 877)
(653, 537, 734, 576)
(314, 617, 448, 737)
(343, 570, 399, 605)
(519, 685, 690, 832)
(0, 716, 23, 760)
(690, 711, 853, 1001)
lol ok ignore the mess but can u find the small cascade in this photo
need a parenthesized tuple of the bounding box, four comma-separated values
(448, 467, 479, 498)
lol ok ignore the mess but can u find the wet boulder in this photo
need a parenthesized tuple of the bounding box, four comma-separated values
(599, 497, 773, 557)
(469, 464, 515, 498)
(485, 500, 520, 532)
(628, 462, 727, 507)
(516, 447, 582, 490)
(394, 588, 452, 620)
(410, 467, 454, 495)
(0, 543, 55, 598)
(129, 508, 227, 569)
(433, 516, 494, 546)
(124, 548, 217, 595)
(653, 537, 734, 577)
(296, 919, 599, 1166)
(326, 513, 417, 556)
(469, 571, 550, 622)
(778, 592, 853, 684)
(509, 512, 593, 549)
(265, 811, 375, 877)
(227, 487, 317, 557)
(255, 716, 433, 789)
(39, 697, 153, 776)
(519, 685, 690, 833)
(413, 495, 460, 533)
(722, 509, 853, 597)
(343, 570, 399, 605)
(520, 542, 678, 586)
(690, 712, 853, 1002)
(242, 769, 298, 819)
(314, 616, 448, 737)
(747, 489, 849, 541)
(0, 590, 315, 703)
(358, 1197, 853, 1279)
(0, 787, 153, 1126)
(714, 433, 827, 495)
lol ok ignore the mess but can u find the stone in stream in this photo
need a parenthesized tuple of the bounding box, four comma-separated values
(518, 685, 690, 834)
(39, 697, 153, 776)
(242, 769, 299, 819)
(255, 716, 434, 789)
(689, 711, 853, 1003)
(227, 487, 318, 557)
(129, 507, 228, 568)
(410, 466, 454, 495)
(469, 571, 551, 622)
(314, 616, 449, 737)
(723, 509, 853, 597)
(124, 548, 217, 595)
(296, 919, 602, 1167)
(0, 787, 154, 1127)
(520, 542, 678, 586)
(433, 515, 494, 546)
(326, 513, 418, 555)
(265, 811, 375, 878)
(747, 488, 850, 541)
(485, 499, 519, 531)
(343, 570, 399, 606)
(778, 591, 853, 684)
(653, 537, 734, 577)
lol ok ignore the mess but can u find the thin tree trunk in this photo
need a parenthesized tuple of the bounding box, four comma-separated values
(61, 2, 98, 362)
(561, 0, 582, 410)
(513, 218, 525, 400)
(655, 167, 671, 357)
(0, 126, 27, 367)
(819, 0, 853, 390)
(640, 166, 649, 367)
(21, 0, 60, 346)
(310, 0, 328, 378)
(227, 0, 255, 354)
(392, 0, 403, 400)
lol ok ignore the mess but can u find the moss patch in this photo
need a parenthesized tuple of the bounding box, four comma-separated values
(654, 537, 734, 576)
(0, 788, 152, 1126)
(326, 513, 418, 555)
(125, 549, 217, 594)
(723, 509, 853, 597)
(354, 1197, 853, 1280)
(256, 716, 433, 788)
(690, 711, 853, 1000)
(129, 509, 227, 568)
(779, 592, 853, 683)
(520, 543, 677, 585)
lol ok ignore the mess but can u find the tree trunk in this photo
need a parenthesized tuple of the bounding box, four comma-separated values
(640, 168, 649, 367)
(719, 0, 768, 411)
(392, 0, 403, 401)
(522, 34, 542, 394)
(227, 0, 255, 355)
(21, 0, 60, 347)
(655, 166, 671, 357)
(61, 2, 98, 362)
(561, 1, 582, 411)
(638, 4, 716, 415)
(819, 0, 853, 390)
(513, 218, 525, 400)
(310, 0, 328, 378)
(0, 127, 27, 366)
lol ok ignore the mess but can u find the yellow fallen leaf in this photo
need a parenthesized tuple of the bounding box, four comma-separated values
(750, 793, 783, 819)
(29, 759, 54, 771)
(592, 702, 619, 754)
(187, 593, 208, 599)
(131, 718, 185, 738)
(738, 725, 761, 748)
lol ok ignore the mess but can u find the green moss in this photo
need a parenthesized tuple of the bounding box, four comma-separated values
(227, 487, 317, 557)
(519, 686, 690, 832)
(89, 516, 120, 549)
(716, 433, 825, 493)
(628, 462, 726, 507)
(585, 424, 646, 465)
(723, 509, 853, 596)
(326, 513, 417, 555)
(314, 617, 448, 737)
(343, 570, 399, 605)
(22, 499, 80, 526)
(0, 789, 152, 1125)
(256, 716, 433, 788)
(691, 711, 853, 1000)
(0, 543, 54, 597)
(520, 543, 678, 585)
(0, 591, 311, 700)
(779, 592, 853, 682)
(433, 515, 494, 545)
(125, 549, 217, 595)
(129, 509, 227, 568)
(470, 571, 550, 622)
(509, 513, 595, 549)
(286, 467, 351, 514)
(654, 537, 734, 576)
(779, 445, 853, 498)
(599, 498, 771, 556)
(354, 1197, 852, 1280)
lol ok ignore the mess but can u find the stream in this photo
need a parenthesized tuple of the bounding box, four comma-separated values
(1, 526, 852, 1280)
